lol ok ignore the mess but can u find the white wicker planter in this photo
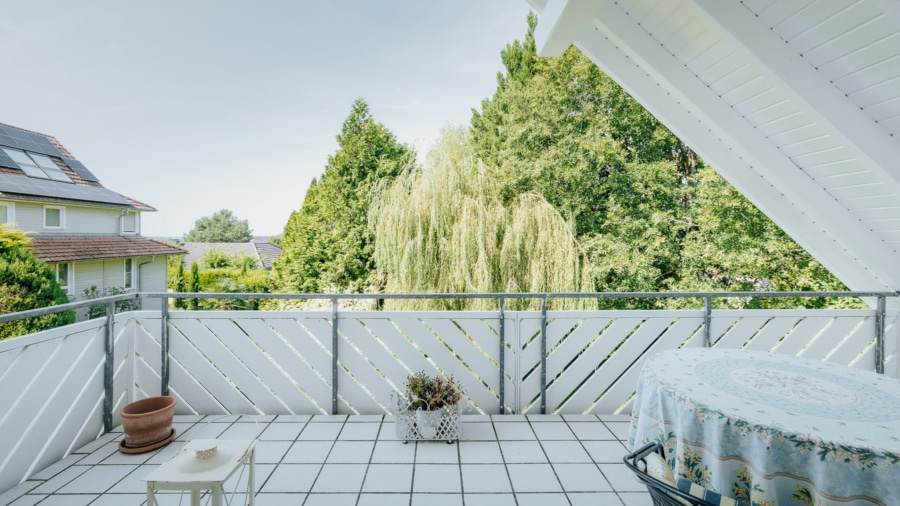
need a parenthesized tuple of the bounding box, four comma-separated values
(392, 394, 462, 443)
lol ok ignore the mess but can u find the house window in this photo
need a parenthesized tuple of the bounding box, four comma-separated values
(55, 263, 72, 295)
(0, 202, 12, 225)
(122, 211, 137, 234)
(1, 147, 73, 183)
(44, 206, 65, 229)
(124, 258, 134, 289)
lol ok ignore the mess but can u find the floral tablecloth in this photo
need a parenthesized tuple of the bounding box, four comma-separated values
(629, 348, 900, 506)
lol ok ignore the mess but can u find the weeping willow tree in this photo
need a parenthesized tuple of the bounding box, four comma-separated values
(370, 127, 592, 310)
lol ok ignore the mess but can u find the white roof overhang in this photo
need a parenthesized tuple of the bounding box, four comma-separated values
(527, 0, 900, 297)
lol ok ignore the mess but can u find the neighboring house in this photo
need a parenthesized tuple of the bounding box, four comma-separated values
(0, 122, 185, 312)
(181, 241, 282, 270)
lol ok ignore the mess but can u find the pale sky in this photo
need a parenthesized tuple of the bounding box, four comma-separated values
(0, 1, 532, 238)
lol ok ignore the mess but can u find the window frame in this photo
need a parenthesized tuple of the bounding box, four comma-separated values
(122, 211, 138, 234)
(124, 258, 134, 290)
(55, 263, 73, 295)
(43, 205, 66, 230)
(0, 201, 13, 225)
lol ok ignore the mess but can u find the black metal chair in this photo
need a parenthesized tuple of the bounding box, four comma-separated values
(623, 442, 717, 506)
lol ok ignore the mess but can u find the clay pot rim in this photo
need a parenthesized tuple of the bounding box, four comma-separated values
(120, 396, 177, 418)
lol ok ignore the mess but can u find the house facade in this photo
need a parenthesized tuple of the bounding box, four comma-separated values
(0, 122, 184, 311)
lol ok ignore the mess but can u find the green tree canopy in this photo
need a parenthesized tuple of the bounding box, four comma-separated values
(0, 225, 74, 339)
(183, 209, 252, 243)
(274, 98, 414, 293)
(370, 127, 591, 310)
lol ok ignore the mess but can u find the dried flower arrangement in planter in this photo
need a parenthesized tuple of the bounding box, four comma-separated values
(393, 371, 464, 443)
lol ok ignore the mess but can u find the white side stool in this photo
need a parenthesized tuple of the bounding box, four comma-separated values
(144, 439, 257, 506)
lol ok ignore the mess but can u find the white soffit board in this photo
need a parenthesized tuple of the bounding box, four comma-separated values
(531, 0, 900, 292)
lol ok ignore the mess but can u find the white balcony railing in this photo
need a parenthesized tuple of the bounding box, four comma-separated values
(0, 291, 897, 493)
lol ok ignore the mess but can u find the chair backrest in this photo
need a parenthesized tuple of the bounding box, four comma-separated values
(623, 443, 717, 506)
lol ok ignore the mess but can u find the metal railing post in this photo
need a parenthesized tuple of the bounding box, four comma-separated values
(160, 298, 170, 396)
(103, 301, 115, 432)
(540, 295, 548, 415)
(876, 295, 886, 374)
(704, 296, 712, 348)
(332, 297, 339, 415)
(499, 296, 506, 414)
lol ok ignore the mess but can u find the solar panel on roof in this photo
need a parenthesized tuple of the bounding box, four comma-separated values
(0, 126, 63, 158)
(0, 173, 129, 206)
(0, 150, 16, 170)
(62, 158, 99, 182)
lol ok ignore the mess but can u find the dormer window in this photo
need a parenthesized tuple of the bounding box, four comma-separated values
(1, 147, 73, 183)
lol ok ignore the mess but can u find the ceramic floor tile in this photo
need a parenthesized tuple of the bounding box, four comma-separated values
(29, 454, 84, 480)
(530, 422, 577, 440)
(348, 414, 385, 422)
(619, 492, 654, 505)
(568, 422, 616, 440)
(283, 440, 334, 463)
(582, 440, 628, 463)
(75, 443, 119, 465)
(415, 441, 460, 464)
(35, 495, 100, 505)
(254, 493, 310, 505)
(358, 493, 411, 505)
(493, 422, 536, 440)
(272, 414, 312, 423)
(499, 441, 547, 463)
(216, 423, 262, 439)
(362, 464, 414, 493)
(30, 466, 87, 495)
(412, 464, 462, 493)
(8, 495, 45, 506)
(311, 463, 367, 493)
(303, 493, 359, 505)
(562, 414, 599, 422)
(515, 492, 569, 505)
(338, 422, 382, 440)
(100, 449, 154, 466)
(326, 441, 375, 463)
(554, 463, 613, 492)
(506, 463, 562, 493)
(463, 493, 518, 506)
(0, 482, 38, 505)
(107, 464, 157, 493)
(459, 441, 503, 463)
(223, 463, 276, 493)
(568, 492, 626, 505)
(298, 422, 344, 440)
(604, 422, 631, 440)
(541, 440, 593, 463)
(89, 493, 146, 505)
(56, 465, 136, 494)
(309, 415, 348, 423)
(411, 493, 464, 505)
(72, 432, 118, 455)
(459, 422, 495, 441)
(491, 414, 527, 422)
(598, 414, 632, 422)
(371, 440, 416, 464)
(259, 422, 304, 440)
(524, 414, 560, 422)
(599, 463, 646, 492)
(460, 464, 512, 493)
(254, 440, 292, 463)
(262, 463, 320, 493)
(144, 441, 184, 465)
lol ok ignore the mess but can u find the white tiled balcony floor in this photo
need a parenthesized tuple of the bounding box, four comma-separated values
(2, 414, 652, 505)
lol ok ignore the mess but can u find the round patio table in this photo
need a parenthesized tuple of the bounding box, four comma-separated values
(629, 348, 900, 506)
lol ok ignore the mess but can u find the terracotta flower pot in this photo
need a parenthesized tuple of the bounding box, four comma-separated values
(120, 396, 176, 448)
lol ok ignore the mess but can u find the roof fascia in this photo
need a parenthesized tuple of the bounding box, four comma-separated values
(534, 0, 603, 57)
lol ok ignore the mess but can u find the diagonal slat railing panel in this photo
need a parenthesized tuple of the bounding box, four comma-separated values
(338, 316, 408, 413)
(545, 317, 614, 409)
(265, 316, 335, 395)
(828, 318, 877, 367)
(799, 315, 868, 361)
(591, 317, 704, 415)
(234, 318, 330, 414)
(712, 316, 771, 348)
(739, 315, 803, 352)
(343, 318, 417, 394)
(884, 313, 900, 378)
(201, 318, 293, 414)
(173, 318, 279, 413)
(167, 322, 258, 414)
(560, 316, 689, 414)
(111, 314, 134, 425)
(772, 316, 837, 356)
(420, 317, 500, 412)
(0, 321, 106, 493)
(452, 318, 502, 388)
